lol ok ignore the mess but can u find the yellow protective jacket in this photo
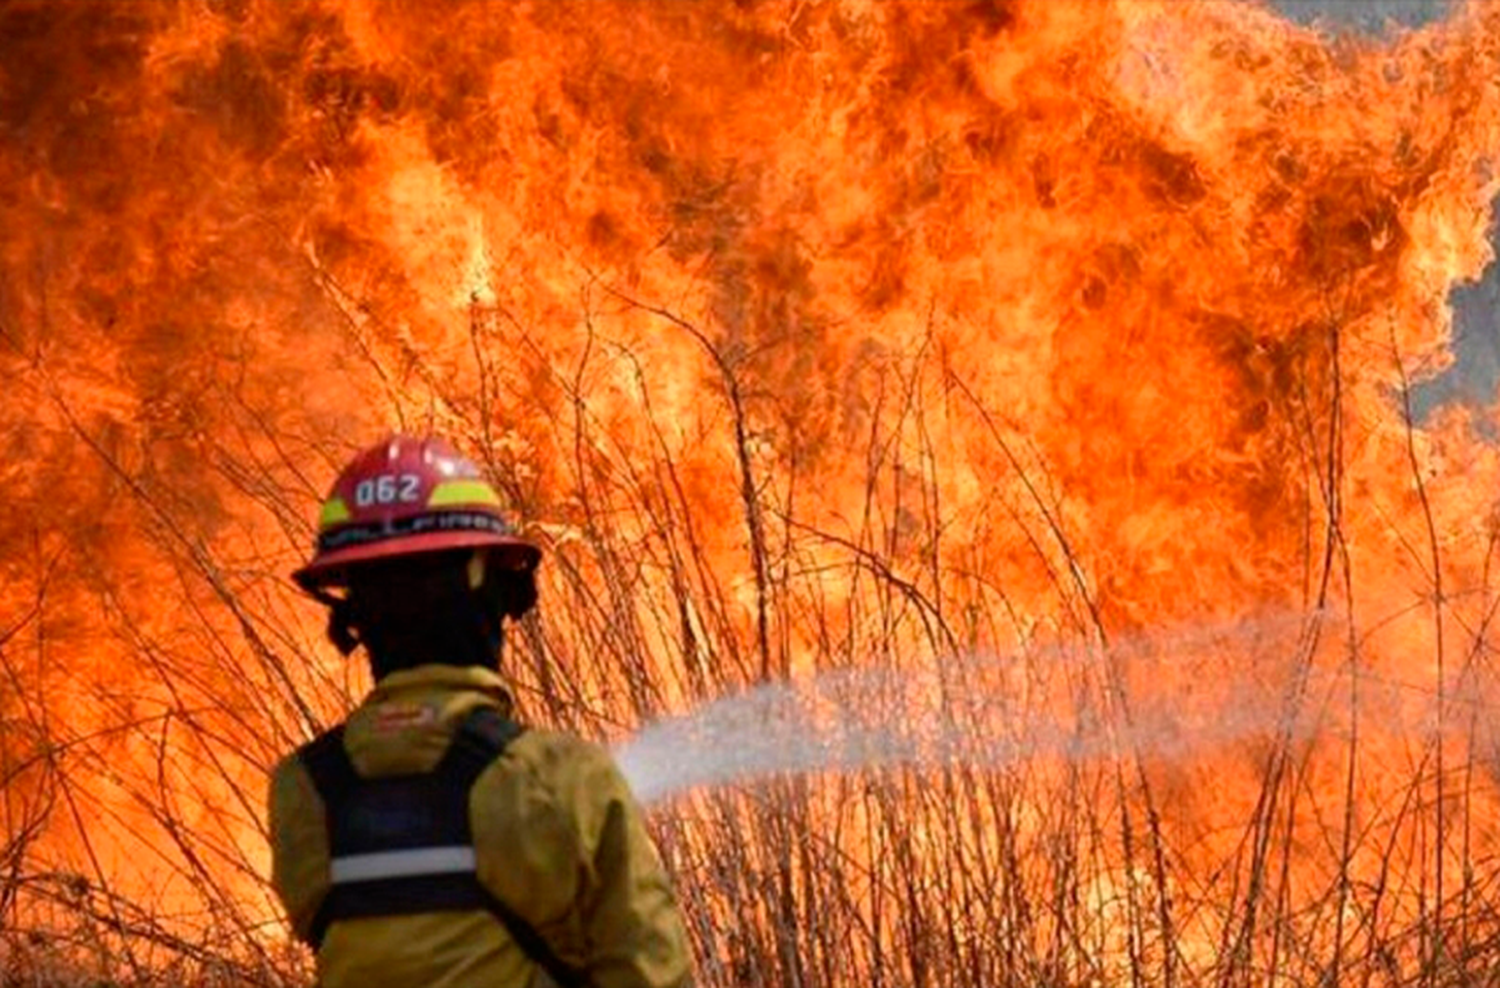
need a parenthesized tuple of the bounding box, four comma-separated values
(268, 665, 693, 988)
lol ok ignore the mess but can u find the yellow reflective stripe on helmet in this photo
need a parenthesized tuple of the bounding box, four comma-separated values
(319, 497, 352, 528)
(427, 479, 503, 508)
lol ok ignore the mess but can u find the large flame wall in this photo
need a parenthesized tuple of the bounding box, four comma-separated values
(3, 1, 1500, 985)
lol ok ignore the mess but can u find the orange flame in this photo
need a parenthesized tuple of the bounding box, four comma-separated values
(2, 0, 1500, 984)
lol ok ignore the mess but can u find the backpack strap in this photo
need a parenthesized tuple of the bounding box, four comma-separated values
(294, 707, 589, 988)
(297, 724, 355, 808)
(438, 704, 524, 778)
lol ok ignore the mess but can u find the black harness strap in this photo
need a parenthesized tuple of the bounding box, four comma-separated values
(297, 707, 588, 988)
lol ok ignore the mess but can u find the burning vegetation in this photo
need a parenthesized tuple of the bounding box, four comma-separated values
(2, 0, 1500, 985)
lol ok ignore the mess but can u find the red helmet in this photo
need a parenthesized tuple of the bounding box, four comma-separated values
(293, 435, 540, 594)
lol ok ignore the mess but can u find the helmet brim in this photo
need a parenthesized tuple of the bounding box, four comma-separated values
(293, 531, 541, 593)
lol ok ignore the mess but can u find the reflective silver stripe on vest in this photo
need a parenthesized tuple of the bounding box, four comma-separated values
(329, 846, 478, 884)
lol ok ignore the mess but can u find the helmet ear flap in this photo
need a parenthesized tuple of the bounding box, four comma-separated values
(470, 549, 537, 620)
(497, 570, 538, 620)
(327, 596, 360, 655)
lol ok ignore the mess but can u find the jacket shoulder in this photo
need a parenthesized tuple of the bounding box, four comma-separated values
(500, 729, 633, 804)
(508, 728, 614, 768)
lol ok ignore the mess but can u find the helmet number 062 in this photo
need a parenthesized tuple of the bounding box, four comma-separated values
(354, 473, 423, 507)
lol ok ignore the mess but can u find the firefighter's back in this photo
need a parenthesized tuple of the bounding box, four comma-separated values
(269, 665, 691, 988)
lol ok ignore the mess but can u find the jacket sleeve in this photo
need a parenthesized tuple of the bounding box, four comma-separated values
(267, 755, 332, 943)
(572, 747, 694, 988)
(473, 735, 694, 988)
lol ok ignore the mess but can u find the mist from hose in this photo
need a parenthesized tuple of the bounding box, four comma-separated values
(616, 611, 1468, 806)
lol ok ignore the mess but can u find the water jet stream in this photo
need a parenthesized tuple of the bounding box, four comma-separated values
(616, 611, 1471, 806)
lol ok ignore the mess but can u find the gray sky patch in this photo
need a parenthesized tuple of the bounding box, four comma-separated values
(1269, 0, 1451, 31)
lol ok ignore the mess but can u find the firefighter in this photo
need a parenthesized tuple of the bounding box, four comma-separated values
(267, 435, 693, 988)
